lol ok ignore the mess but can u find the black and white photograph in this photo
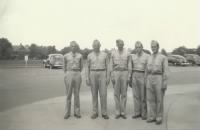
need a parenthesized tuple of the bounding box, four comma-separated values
(0, 0, 199, 129)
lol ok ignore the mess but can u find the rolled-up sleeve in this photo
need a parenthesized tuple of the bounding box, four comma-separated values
(85, 56, 90, 81)
(110, 53, 114, 80)
(105, 54, 110, 80)
(64, 56, 67, 73)
(162, 56, 169, 88)
(128, 54, 133, 79)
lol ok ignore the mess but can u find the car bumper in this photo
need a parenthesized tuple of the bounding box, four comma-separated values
(180, 62, 190, 66)
(53, 64, 63, 67)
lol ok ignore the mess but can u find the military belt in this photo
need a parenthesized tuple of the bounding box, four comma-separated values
(91, 69, 106, 71)
(133, 70, 145, 73)
(148, 72, 162, 75)
(114, 68, 128, 71)
(68, 69, 81, 72)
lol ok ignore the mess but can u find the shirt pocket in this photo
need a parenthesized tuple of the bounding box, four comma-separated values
(147, 64, 153, 72)
(153, 62, 162, 72)
(114, 57, 121, 65)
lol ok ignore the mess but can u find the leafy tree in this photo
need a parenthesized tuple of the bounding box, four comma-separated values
(172, 46, 187, 56)
(12, 43, 28, 59)
(82, 48, 92, 59)
(60, 46, 71, 55)
(47, 46, 57, 54)
(186, 48, 196, 54)
(161, 48, 168, 56)
(0, 38, 13, 59)
(197, 45, 200, 56)
(29, 43, 38, 58)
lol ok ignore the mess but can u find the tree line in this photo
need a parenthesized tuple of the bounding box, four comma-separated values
(0, 38, 93, 60)
(0, 37, 200, 60)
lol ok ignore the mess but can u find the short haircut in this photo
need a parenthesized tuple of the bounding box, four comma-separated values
(70, 41, 77, 47)
(135, 41, 143, 48)
(92, 39, 101, 47)
(116, 39, 124, 45)
(151, 40, 159, 48)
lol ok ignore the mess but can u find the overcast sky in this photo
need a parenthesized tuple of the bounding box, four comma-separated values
(0, 0, 199, 51)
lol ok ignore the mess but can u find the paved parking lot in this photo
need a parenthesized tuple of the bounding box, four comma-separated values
(0, 66, 200, 129)
(0, 66, 200, 111)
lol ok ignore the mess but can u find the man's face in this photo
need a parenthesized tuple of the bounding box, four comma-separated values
(71, 43, 77, 53)
(117, 41, 124, 51)
(93, 41, 101, 52)
(135, 43, 143, 54)
(151, 42, 159, 54)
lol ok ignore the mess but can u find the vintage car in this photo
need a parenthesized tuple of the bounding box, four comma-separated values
(184, 54, 200, 66)
(168, 54, 190, 66)
(43, 54, 64, 69)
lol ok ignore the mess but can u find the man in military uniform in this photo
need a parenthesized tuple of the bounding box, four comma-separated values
(111, 39, 131, 119)
(129, 41, 149, 120)
(146, 40, 169, 124)
(86, 40, 110, 119)
(64, 41, 83, 119)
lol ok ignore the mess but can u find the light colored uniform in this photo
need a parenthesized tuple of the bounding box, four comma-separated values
(86, 51, 109, 115)
(146, 53, 169, 121)
(64, 52, 83, 116)
(111, 49, 130, 116)
(130, 52, 149, 118)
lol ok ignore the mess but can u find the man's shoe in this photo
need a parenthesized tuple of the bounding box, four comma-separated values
(74, 114, 81, 118)
(146, 119, 156, 123)
(155, 120, 162, 125)
(91, 114, 98, 119)
(64, 115, 70, 119)
(142, 116, 147, 120)
(121, 114, 127, 119)
(102, 115, 109, 119)
(115, 115, 121, 119)
(132, 114, 141, 119)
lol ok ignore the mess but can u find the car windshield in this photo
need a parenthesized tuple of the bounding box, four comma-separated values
(50, 55, 63, 62)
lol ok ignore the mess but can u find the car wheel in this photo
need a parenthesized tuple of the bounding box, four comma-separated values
(50, 65, 53, 69)
(43, 63, 47, 68)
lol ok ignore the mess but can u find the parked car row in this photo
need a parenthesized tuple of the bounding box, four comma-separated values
(43, 54, 64, 69)
(168, 54, 200, 66)
(184, 54, 200, 65)
(42, 53, 200, 69)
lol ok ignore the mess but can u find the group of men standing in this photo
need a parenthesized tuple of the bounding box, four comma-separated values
(63, 39, 169, 125)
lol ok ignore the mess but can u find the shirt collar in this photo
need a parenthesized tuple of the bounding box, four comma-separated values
(70, 52, 77, 57)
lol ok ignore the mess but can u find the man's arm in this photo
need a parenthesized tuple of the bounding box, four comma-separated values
(128, 54, 132, 80)
(85, 55, 91, 86)
(162, 56, 169, 90)
(110, 53, 115, 85)
(80, 55, 83, 72)
(105, 53, 110, 86)
(144, 55, 150, 86)
(128, 54, 133, 87)
(63, 55, 67, 73)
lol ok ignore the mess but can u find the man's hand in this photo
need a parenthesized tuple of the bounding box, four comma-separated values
(86, 79, 91, 87)
(127, 76, 132, 88)
(128, 80, 132, 88)
(111, 75, 115, 87)
(161, 87, 167, 94)
(106, 78, 110, 86)
(162, 80, 167, 94)
(111, 79, 115, 87)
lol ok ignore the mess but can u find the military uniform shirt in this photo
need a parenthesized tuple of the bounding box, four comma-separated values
(64, 52, 82, 71)
(87, 51, 108, 70)
(131, 52, 149, 71)
(147, 53, 169, 82)
(111, 49, 130, 70)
